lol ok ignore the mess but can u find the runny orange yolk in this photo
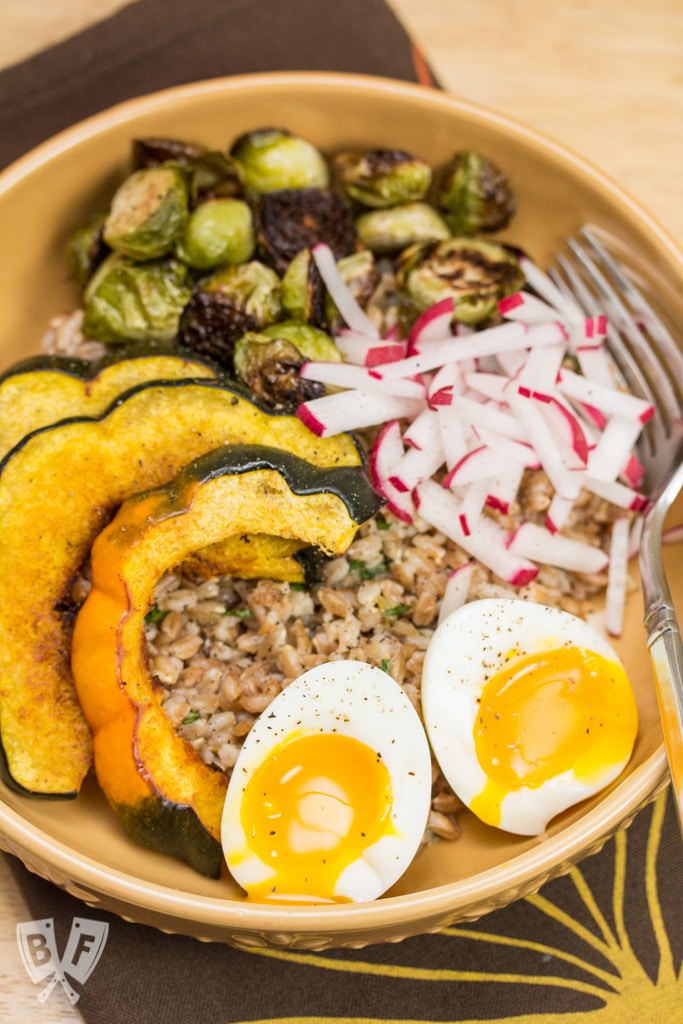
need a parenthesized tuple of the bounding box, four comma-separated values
(471, 645, 638, 823)
(237, 731, 395, 904)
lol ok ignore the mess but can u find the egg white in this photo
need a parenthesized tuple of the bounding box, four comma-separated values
(421, 597, 638, 836)
(221, 659, 432, 903)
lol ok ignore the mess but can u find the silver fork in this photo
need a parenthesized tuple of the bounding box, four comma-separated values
(549, 226, 683, 834)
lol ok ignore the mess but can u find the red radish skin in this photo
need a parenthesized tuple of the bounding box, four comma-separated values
(407, 297, 455, 354)
(370, 420, 415, 523)
(438, 562, 475, 623)
(290, 265, 653, 631)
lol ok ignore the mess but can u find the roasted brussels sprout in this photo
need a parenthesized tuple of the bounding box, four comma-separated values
(82, 254, 192, 344)
(103, 165, 190, 261)
(333, 148, 432, 208)
(232, 331, 326, 408)
(176, 198, 255, 270)
(396, 238, 524, 325)
(260, 319, 343, 362)
(254, 187, 357, 274)
(436, 151, 516, 236)
(281, 247, 379, 331)
(230, 128, 330, 194)
(355, 202, 450, 254)
(178, 261, 282, 366)
(280, 248, 327, 325)
(66, 212, 110, 293)
(132, 136, 244, 201)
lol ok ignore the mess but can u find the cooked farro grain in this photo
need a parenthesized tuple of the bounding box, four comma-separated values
(44, 307, 634, 845)
(142, 499, 630, 841)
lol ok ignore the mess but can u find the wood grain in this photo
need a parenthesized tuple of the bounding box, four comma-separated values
(0, 2, 681, 1019)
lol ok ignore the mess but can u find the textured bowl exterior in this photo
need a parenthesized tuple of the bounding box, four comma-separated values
(0, 71, 681, 949)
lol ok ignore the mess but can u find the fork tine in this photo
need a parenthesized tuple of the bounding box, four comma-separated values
(553, 229, 683, 839)
(565, 237, 682, 433)
(552, 235, 679, 436)
(580, 226, 683, 369)
(550, 253, 660, 420)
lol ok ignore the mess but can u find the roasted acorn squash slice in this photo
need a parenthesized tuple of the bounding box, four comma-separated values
(71, 443, 382, 876)
(0, 380, 369, 798)
(0, 348, 217, 460)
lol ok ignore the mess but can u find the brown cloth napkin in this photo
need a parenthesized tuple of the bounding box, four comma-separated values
(3, 1, 683, 1022)
(0, 0, 435, 170)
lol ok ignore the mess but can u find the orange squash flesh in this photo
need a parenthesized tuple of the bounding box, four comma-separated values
(71, 444, 382, 875)
(0, 380, 365, 797)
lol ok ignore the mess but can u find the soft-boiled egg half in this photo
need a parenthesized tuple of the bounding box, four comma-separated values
(221, 660, 432, 904)
(421, 598, 638, 836)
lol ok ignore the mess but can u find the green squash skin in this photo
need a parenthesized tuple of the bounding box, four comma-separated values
(155, 443, 384, 528)
(0, 377, 369, 476)
(0, 377, 374, 801)
(0, 339, 224, 386)
(114, 797, 223, 879)
(77, 444, 382, 876)
(0, 744, 78, 799)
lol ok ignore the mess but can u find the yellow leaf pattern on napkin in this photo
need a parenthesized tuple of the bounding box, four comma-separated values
(235, 791, 680, 1023)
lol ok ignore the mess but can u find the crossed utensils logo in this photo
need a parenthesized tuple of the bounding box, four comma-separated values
(16, 916, 109, 1004)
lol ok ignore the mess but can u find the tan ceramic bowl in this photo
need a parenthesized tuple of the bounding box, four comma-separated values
(0, 72, 682, 951)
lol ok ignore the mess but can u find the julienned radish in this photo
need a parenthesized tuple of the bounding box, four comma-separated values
(297, 243, 652, 635)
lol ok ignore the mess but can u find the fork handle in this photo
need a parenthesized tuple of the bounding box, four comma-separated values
(646, 606, 683, 830)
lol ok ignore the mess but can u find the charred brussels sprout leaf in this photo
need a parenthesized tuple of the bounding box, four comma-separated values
(233, 331, 326, 408)
(82, 255, 192, 344)
(396, 238, 524, 325)
(334, 149, 432, 208)
(436, 151, 516, 236)
(103, 165, 190, 261)
(254, 188, 357, 274)
(355, 202, 451, 255)
(132, 136, 244, 201)
(176, 198, 255, 270)
(66, 212, 110, 293)
(178, 261, 282, 367)
(230, 128, 330, 194)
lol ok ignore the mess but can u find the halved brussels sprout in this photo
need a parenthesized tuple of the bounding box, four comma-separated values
(233, 331, 326, 408)
(103, 165, 190, 261)
(176, 198, 255, 270)
(436, 151, 516, 236)
(230, 128, 330, 194)
(178, 261, 282, 366)
(82, 254, 192, 344)
(334, 149, 432, 208)
(280, 248, 326, 325)
(254, 187, 357, 273)
(261, 319, 343, 362)
(355, 202, 450, 254)
(281, 247, 378, 332)
(66, 212, 110, 293)
(132, 136, 244, 201)
(396, 237, 524, 325)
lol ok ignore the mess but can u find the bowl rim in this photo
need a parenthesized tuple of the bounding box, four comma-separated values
(0, 746, 666, 933)
(0, 69, 681, 265)
(0, 69, 676, 939)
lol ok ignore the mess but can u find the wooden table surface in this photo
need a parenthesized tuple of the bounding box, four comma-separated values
(0, 1, 682, 1018)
